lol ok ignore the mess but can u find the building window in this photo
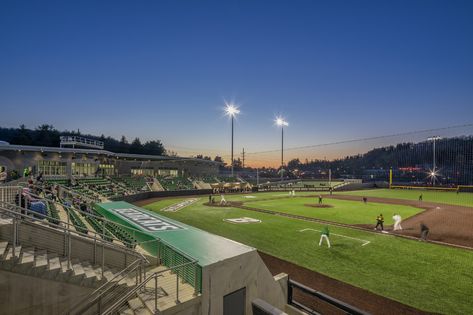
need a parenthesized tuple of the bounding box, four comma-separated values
(37, 161, 67, 176)
(99, 164, 115, 176)
(131, 167, 154, 176)
(157, 169, 178, 177)
(71, 162, 97, 177)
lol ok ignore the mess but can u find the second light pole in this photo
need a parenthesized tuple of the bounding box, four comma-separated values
(276, 116, 289, 182)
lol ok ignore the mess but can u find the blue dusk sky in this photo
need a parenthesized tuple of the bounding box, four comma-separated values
(1, 0, 472, 166)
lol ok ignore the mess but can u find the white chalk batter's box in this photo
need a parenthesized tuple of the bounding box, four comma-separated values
(224, 217, 261, 224)
(161, 198, 199, 212)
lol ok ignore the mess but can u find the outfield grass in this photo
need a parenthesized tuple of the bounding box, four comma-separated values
(338, 188, 473, 208)
(244, 196, 422, 224)
(144, 196, 473, 315)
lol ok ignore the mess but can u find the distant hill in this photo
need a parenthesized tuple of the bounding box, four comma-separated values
(287, 136, 473, 184)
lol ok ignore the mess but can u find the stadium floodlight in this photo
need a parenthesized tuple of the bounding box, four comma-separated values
(224, 102, 240, 176)
(275, 116, 289, 182)
(427, 136, 441, 186)
(224, 103, 240, 118)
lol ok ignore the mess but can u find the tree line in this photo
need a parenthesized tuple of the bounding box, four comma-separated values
(286, 136, 473, 183)
(0, 125, 166, 156)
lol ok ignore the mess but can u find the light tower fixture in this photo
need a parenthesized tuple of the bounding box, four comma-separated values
(427, 136, 441, 186)
(224, 102, 240, 176)
(275, 116, 289, 182)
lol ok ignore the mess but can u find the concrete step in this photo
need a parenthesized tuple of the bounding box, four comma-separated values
(46, 253, 62, 279)
(0, 241, 8, 257)
(90, 264, 104, 282)
(9, 244, 22, 261)
(32, 249, 48, 277)
(48, 254, 61, 271)
(119, 275, 137, 287)
(1, 245, 16, 269)
(102, 268, 117, 282)
(34, 250, 48, 268)
(19, 247, 35, 265)
(81, 263, 99, 287)
(68, 259, 86, 285)
(12, 246, 34, 274)
(119, 306, 135, 315)
(127, 297, 151, 315)
(56, 257, 74, 282)
(71, 259, 85, 277)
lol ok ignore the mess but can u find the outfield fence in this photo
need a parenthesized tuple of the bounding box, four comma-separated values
(226, 123, 473, 188)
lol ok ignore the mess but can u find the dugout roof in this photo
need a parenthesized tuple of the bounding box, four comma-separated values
(95, 201, 254, 266)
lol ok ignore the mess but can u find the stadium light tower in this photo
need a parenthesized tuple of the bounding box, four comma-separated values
(427, 136, 441, 186)
(275, 116, 289, 182)
(224, 102, 240, 177)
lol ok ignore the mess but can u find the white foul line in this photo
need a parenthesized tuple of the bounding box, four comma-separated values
(299, 228, 371, 246)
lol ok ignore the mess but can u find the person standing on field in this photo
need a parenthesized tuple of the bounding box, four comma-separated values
(419, 194, 423, 201)
(220, 194, 227, 205)
(392, 214, 402, 231)
(375, 214, 384, 231)
(318, 195, 323, 204)
(319, 226, 331, 248)
(420, 223, 429, 241)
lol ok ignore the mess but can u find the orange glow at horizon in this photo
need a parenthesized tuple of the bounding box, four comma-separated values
(170, 145, 373, 168)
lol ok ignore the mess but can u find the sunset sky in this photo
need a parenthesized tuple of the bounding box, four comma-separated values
(1, 1, 472, 167)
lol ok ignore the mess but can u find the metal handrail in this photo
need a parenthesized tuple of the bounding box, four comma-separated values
(1, 185, 198, 263)
(11, 187, 148, 247)
(103, 261, 198, 315)
(13, 186, 199, 265)
(0, 202, 146, 262)
(66, 259, 144, 315)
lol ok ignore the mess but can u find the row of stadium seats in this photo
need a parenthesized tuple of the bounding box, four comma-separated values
(46, 201, 60, 225)
(61, 200, 89, 234)
(112, 176, 151, 192)
(157, 176, 193, 191)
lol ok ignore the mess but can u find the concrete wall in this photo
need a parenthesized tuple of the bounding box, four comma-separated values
(0, 270, 92, 315)
(201, 250, 287, 315)
(112, 189, 213, 202)
(0, 219, 141, 269)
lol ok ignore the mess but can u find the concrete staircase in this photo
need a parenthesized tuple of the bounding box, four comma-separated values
(0, 240, 136, 290)
(116, 266, 198, 315)
(151, 178, 165, 191)
(193, 180, 211, 190)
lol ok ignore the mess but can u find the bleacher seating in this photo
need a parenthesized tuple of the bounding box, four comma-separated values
(157, 176, 193, 191)
(216, 176, 239, 183)
(75, 178, 129, 199)
(61, 200, 89, 234)
(200, 176, 219, 184)
(44, 178, 69, 186)
(46, 201, 60, 225)
(112, 176, 151, 192)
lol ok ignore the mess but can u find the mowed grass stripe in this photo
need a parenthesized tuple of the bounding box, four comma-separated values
(243, 196, 422, 225)
(338, 188, 473, 208)
(144, 198, 473, 315)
